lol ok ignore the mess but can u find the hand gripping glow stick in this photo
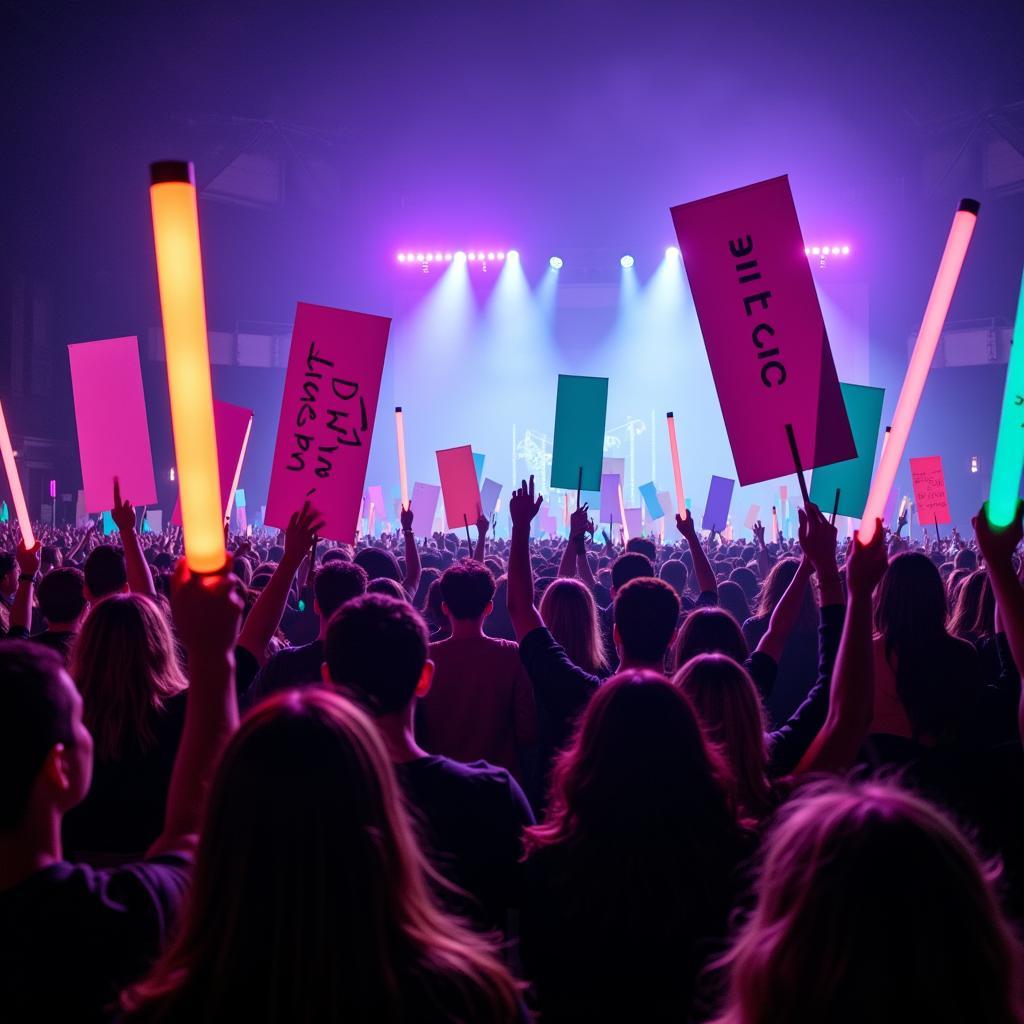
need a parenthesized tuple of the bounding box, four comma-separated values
(0, 399, 34, 548)
(395, 407, 410, 510)
(666, 412, 686, 512)
(150, 161, 225, 573)
(988, 268, 1024, 527)
(860, 199, 980, 542)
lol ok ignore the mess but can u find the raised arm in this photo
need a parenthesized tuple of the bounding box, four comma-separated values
(796, 520, 887, 774)
(676, 509, 717, 599)
(974, 502, 1024, 737)
(11, 540, 41, 636)
(507, 476, 544, 641)
(558, 504, 591, 579)
(236, 502, 324, 666)
(400, 504, 421, 595)
(65, 524, 95, 565)
(752, 519, 771, 579)
(148, 561, 244, 857)
(111, 477, 157, 599)
(474, 513, 489, 564)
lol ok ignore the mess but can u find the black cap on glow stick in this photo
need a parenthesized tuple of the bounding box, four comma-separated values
(150, 161, 195, 185)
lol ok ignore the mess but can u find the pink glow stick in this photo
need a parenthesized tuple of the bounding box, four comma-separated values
(0, 400, 34, 547)
(666, 412, 686, 511)
(860, 199, 979, 541)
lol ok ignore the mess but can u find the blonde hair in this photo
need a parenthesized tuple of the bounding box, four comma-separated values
(540, 577, 609, 675)
(711, 779, 1024, 1024)
(70, 594, 187, 761)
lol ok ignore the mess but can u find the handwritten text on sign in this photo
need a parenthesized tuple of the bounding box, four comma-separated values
(670, 175, 854, 486)
(909, 455, 952, 526)
(265, 303, 391, 542)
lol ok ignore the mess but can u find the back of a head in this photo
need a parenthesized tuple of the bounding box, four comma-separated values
(659, 558, 688, 597)
(325, 594, 428, 716)
(675, 607, 749, 671)
(122, 688, 520, 1022)
(755, 557, 799, 618)
(540, 577, 608, 675)
(949, 568, 994, 640)
(366, 577, 407, 601)
(729, 566, 758, 603)
(70, 594, 186, 760)
(954, 547, 978, 572)
(876, 551, 948, 641)
(530, 671, 734, 849)
(712, 780, 1024, 1024)
(625, 537, 657, 564)
(0, 642, 77, 832)
(83, 545, 128, 600)
(354, 547, 402, 583)
(37, 567, 87, 625)
(614, 577, 680, 664)
(611, 551, 654, 592)
(314, 561, 368, 619)
(717, 581, 751, 628)
(439, 559, 495, 620)
(673, 654, 770, 820)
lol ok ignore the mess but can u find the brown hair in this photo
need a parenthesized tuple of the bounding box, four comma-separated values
(540, 577, 609, 676)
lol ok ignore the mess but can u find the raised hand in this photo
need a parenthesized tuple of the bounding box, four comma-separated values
(848, 519, 888, 595)
(170, 560, 245, 659)
(476, 513, 490, 535)
(283, 501, 326, 565)
(752, 519, 766, 546)
(16, 539, 41, 578)
(111, 476, 136, 533)
(974, 501, 1024, 569)
(509, 476, 543, 528)
(569, 502, 591, 539)
(401, 504, 415, 533)
(675, 509, 698, 541)
(797, 502, 838, 573)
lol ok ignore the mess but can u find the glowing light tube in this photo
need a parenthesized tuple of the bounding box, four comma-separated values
(618, 483, 629, 542)
(860, 199, 979, 542)
(224, 415, 254, 522)
(0, 399, 34, 548)
(395, 407, 410, 510)
(150, 160, 225, 573)
(988, 268, 1024, 527)
(666, 412, 686, 512)
(771, 506, 780, 544)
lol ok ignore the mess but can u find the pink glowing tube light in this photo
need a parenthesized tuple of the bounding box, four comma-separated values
(0, 399, 34, 548)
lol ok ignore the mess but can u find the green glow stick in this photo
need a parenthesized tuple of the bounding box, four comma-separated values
(988, 267, 1024, 527)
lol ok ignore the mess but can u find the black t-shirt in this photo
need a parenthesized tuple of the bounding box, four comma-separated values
(63, 694, 187, 861)
(0, 855, 190, 1023)
(396, 755, 534, 932)
(242, 640, 324, 710)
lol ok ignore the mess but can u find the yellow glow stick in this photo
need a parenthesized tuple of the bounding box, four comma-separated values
(150, 161, 225, 573)
(395, 407, 409, 510)
(0, 399, 34, 548)
(666, 412, 686, 512)
(860, 199, 980, 541)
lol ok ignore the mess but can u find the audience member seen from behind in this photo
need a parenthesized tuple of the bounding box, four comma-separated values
(710, 780, 1024, 1024)
(539, 577, 610, 678)
(324, 593, 534, 933)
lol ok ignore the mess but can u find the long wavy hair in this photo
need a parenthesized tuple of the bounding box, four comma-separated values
(121, 689, 521, 1023)
(673, 655, 774, 823)
(69, 594, 186, 761)
(753, 557, 816, 630)
(948, 568, 995, 643)
(540, 577, 609, 676)
(711, 779, 1024, 1024)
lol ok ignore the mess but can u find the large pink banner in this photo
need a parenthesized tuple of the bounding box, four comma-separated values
(671, 175, 855, 485)
(909, 455, 951, 526)
(68, 336, 158, 513)
(265, 303, 391, 542)
(436, 445, 482, 529)
(172, 400, 253, 526)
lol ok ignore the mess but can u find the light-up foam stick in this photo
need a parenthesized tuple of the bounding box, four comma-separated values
(0, 399, 34, 548)
(395, 407, 410, 511)
(666, 412, 686, 512)
(860, 199, 980, 542)
(150, 161, 225, 573)
(988, 268, 1024, 527)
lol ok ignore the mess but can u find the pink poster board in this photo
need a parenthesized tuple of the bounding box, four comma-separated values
(172, 400, 253, 525)
(671, 175, 855, 485)
(410, 482, 441, 531)
(910, 456, 952, 526)
(265, 303, 391, 542)
(436, 445, 482, 529)
(599, 473, 622, 521)
(744, 503, 761, 529)
(68, 336, 158, 513)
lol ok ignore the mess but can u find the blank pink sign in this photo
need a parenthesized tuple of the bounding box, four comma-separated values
(910, 456, 951, 526)
(68, 336, 158, 513)
(265, 303, 391, 542)
(172, 400, 253, 525)
(671, 175, 855, 485)
(436, 445, 481, 529)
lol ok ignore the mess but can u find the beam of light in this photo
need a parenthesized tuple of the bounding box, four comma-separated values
(859, 199, 979, 542)
(535, 265, 560, 325)
(224, 413, 253, 521)
(666, 412, 686, 512)
(149, 160, 225, 573)
(988, 268, 1024, 526)
(0, 399, 34, 548)
(395, 406, 409, 509)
